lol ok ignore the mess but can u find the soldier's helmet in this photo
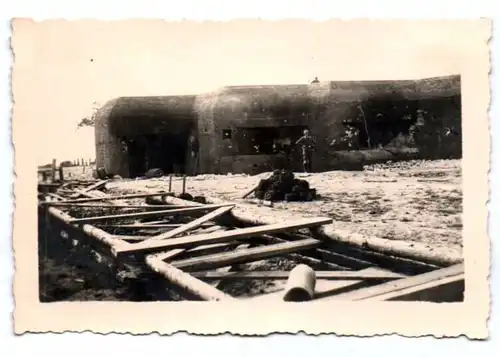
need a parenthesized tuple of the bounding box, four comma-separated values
(303, 129, 310, 135)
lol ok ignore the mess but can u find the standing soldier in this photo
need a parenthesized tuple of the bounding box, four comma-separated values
(187, 133, 199, 176)
(295, 129, 316, 173)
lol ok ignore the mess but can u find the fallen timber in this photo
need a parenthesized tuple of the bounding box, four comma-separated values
(38, 179, 465, 302)
(152, 194, 463, 267)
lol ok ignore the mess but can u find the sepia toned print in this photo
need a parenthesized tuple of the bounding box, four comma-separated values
(12, 19, 490, 337)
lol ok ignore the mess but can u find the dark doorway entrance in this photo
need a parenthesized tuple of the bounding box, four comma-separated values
(125, 132, 190, 178)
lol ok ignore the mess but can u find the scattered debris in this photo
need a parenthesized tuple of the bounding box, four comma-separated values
(253, 169, 317, 202)
(145, 168, 164, 179)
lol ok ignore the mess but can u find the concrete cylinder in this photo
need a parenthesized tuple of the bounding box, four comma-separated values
(282, 264, 317, 302)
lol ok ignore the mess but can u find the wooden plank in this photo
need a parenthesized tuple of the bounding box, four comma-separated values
(48, 203, 192, 209)
(139, 219, 216, 226)
(172, 238, 321, 271)
(191, 270, 404, 280)
(113, 217, 332, 257)
(248, 267, 392, 302)
(111, 235, 152, 241)
(328, 263, 464, 301)
(280, 233, 375, 269)
(364, 274, 464, 302)
(148, 205, 235, 241)
(47, 193, 66, 201)
(51, 159, 57, 182)
(145, 255, 234, 301)
(313, 268, 390, 300)
(68, 204, 235, 224)
(242, 186, 257, 199)
(99, 223, 218, 230)
(145, 227, 233, 262)
(38, 183, 62, 188)
(58, 165, 65, 182)
(99, 224, 182, 229)
(43, 191, 171, 204)
(141, 220, 180, 225)
(69, 179, 109, 199)
(211, 243, 252, 289)
(198, 225, 226, 234)
(258, 234, 347, 270)
(47, 206, 120, 248)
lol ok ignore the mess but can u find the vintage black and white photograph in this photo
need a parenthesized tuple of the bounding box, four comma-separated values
(13, 19, 490, 335)
(37, 74, 465, 303)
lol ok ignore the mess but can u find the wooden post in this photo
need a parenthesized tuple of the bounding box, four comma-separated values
(51, 159, 57, 182)
(182, 175, 186, 194)
(168, 174, 173, 192)
(68, 204, 235, 224)
(58, 164, 64, 182)
(145, 255, 234, 301)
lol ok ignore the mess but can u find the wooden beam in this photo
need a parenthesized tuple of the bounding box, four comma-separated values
(58, 165, 64, 182)
(38, 183, 61, 188)
(328, 263, 465, 301)
(139, 219, 216, 226)
(145, 228, 233, 262)
(242, 185, 257, 199)
(47, 206, 120, 248)
(111, 235, 151, 241)
(364, 274, 464, 302)
(51, 159, 57, 182)
(43, 191, 171, 204)
(99, 223, 217, 230)
(148, 205, 235, 241)
(258, 234, 347, 270)
(68, 204, 235, 224)
(312, 267, 394, 301)
(47, 203, 192, 209)
(248, 267, 396, 302)
(198, 225, 226, 234)
(191, 270, 405, 280)
(69, 179, 109, 199)
(47, 193, 66, 201)
(112, 217, 332, 257)
(210, 243, 252, 289)
(98, 223, 183, 229)
(145, 255, 234, 301)
(172, 238, 321, 271)
(278, 233, 376, 269)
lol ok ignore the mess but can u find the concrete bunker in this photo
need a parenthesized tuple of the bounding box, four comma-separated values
(95, 96, 198, 178)
(309, 76, 462, 169)
(95, 75, 461, 177)
(195, 85, 313, 174)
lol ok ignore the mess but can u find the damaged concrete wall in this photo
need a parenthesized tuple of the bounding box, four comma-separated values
(195, 85, 312, 174)
(95, 96, 197, 177)
(94, 99, 129, 177)
(95, 75, 461, 176)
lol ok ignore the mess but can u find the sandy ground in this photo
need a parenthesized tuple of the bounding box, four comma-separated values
(40, 159, 462, 301)
(106, 159, 463, 253)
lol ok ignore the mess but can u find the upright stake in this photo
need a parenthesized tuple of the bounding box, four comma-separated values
(182, 175, 186, 194)
(51, 159, 57, 182)
(168, 174, 173, 192)
(58, 164, 64, 182)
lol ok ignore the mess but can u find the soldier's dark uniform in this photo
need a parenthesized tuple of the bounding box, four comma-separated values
(295, 130, 316, 173)
(187, 134, 199, 176)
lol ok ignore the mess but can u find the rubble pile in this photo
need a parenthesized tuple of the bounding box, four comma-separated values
(254, 170, 317, 202)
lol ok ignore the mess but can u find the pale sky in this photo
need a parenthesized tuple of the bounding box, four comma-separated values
(12, 19, 486, 165)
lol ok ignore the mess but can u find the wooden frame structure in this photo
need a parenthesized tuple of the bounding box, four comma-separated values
(38, 178, 465, 302)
